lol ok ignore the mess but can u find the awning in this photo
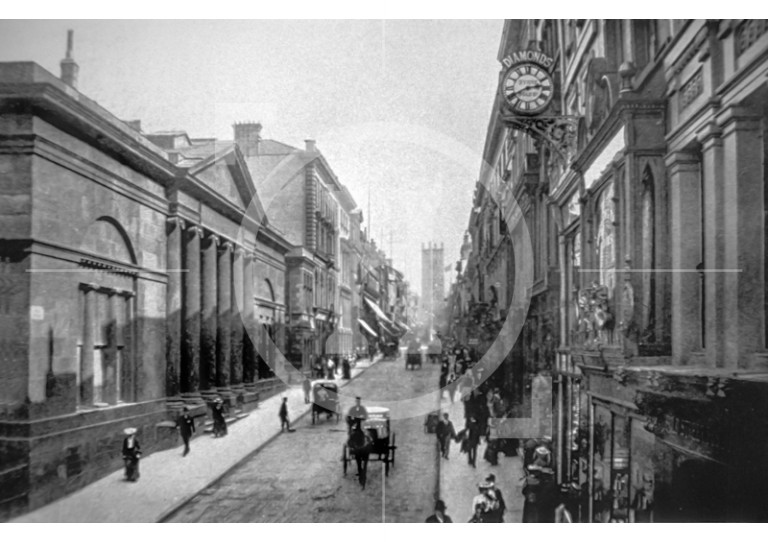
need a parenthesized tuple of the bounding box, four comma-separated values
(357, 319, 378, 338)
(394, 320, 410, 333)
(364, 296, 393, 324)
(378, 321, 399, 339)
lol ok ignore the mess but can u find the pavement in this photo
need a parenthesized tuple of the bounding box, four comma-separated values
(12, 357, 379, 523)
(436, 392, 526, 523)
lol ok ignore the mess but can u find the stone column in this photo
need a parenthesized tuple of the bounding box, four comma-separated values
(201, 231, 219, 393)
(121, 290, 136, 403)
(181, 225, 202, 396)
(718, 106, 764, 368)
(80, 282, 97, 405)
(243, 251, 256, 387)
(216, 240, 233, 394)
(697, 122, 725, 368)
(102, 289, 119, 405)
(666, 150, 704, 364)
(231, 246, 245, 392)
(165, 217, 183, 398)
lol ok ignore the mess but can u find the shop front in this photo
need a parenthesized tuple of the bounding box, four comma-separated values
(578, 366, 768, 522)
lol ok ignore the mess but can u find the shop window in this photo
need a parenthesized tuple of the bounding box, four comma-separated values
(630, 419, 656, 522)
(592, 407, 632, 522)
(592, 405, 613, 522)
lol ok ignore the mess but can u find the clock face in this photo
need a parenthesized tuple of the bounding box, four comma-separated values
(503, 63, 554, 114)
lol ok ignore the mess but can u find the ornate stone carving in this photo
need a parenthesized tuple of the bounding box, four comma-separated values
(706, 377, 729, 399)
(613, 366, 629, 386)
(575, 280, 614, 346)
(620, 265, 635, 337)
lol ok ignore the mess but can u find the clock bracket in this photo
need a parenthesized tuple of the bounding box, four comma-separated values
(499, 114, 580, 164)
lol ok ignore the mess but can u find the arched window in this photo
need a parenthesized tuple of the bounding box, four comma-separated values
(641, 166, 656, 337)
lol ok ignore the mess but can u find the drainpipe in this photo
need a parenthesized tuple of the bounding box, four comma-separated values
(588, 398, 595, 523)
(558, 19, 567, 113)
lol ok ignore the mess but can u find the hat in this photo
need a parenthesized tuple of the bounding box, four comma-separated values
(123, 427, 137, 436)
(485, 474, 496, 483)
(535, 446, 551, 455)
(435, 500, 447, 512)
(355, 396, 362, 400)
(478, 481, 493, 490)
(214, 397, 223, 403)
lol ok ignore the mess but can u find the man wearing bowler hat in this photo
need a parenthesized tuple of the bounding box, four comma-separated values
(425, 499, 453, 523)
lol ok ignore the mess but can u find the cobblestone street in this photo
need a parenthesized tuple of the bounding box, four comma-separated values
(165, 357, 440, 522)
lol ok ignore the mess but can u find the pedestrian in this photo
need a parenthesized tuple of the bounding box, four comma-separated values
(470, 481, 499, 523)
(302, 375, 312, 404)
(279, 397, 294, 432)
(313, 357, 324, 379)
(435, 413, 457, 459)
(446, 372, 459, 403)
(485, 474, 507, 522)
(438, 370, 448, 401)
(555, 485, 574, 523)
(121, 427, 141, 482)
(465, 416, 481, 468)
(425, 499, 453, 523)
(326, 356, 335, 379)
(175, 406, 195, 457)
(211, 397, 228, 437)
(342, 356, 351, 379)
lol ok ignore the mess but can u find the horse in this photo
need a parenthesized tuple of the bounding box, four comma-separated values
(347, 420, 374, 488)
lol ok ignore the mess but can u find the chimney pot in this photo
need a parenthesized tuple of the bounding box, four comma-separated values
(305, 139, 316, 152)
(60, 29, 79, 89)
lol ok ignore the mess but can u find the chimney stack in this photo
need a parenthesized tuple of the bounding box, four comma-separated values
(233, 122, 262, 157)
(60, 30, 79, 89)
(305, 139, 316, 153)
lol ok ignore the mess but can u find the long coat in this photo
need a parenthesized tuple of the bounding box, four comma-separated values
(177, 414, 195, 439)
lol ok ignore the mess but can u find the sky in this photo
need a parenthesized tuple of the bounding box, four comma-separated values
(0, 19, 503, 295)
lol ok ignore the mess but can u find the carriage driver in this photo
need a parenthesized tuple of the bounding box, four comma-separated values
(347, 396, 368, 432)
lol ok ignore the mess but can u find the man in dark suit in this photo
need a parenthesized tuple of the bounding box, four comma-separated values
(176, 406, 195, 457)
(425, 500, 453, 523)
(465, 416, 481, 467)
(436, 413, 457, 459)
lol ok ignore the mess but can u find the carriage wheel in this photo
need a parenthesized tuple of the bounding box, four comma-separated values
(342, 445, 348, 475)
(390, 432, 397, 467)
(312, 410, 316, 425)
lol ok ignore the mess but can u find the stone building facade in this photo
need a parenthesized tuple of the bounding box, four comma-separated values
(0, 60, 282, 519)
(479, 19, 768, 522)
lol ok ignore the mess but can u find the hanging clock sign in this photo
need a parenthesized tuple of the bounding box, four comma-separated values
(500, 50, 556, 116)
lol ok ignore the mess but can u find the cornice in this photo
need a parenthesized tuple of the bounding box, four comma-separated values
(571, 97, 665, 174)
(0, 82, 177, 185)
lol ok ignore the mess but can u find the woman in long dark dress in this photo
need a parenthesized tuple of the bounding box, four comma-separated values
(122, 428, 141, 482)
(211, 398, 228, 437)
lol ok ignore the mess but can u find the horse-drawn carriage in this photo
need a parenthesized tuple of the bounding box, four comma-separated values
(311, 381, 341, 424)
(405, 351, 422, 370)
(381, 340, 400, 359)
(342, 406, 397, 488)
